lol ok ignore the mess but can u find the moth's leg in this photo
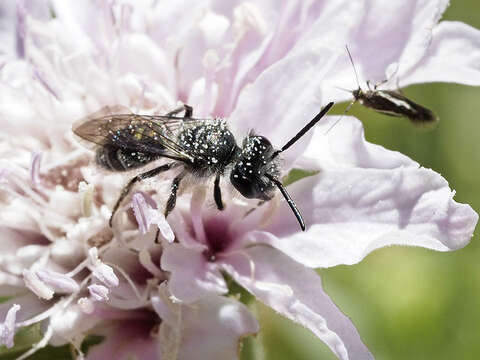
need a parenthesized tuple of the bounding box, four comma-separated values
(213, 174, 224, 211)
(165, 170, 187, 217)
(166, 104, 193, 118)
(395, 77, 405, 94)
(373, 78, 389, 90)
(109, 162, 176, 227)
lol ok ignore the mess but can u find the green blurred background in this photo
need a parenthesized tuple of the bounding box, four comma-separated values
(255, 2, 480, 360)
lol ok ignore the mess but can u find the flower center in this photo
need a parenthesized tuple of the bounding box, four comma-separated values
(202, 216, 233, 262)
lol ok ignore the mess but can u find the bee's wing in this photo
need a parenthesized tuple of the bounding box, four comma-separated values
(72, 106, 205, 163)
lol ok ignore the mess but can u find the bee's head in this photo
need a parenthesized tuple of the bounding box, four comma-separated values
(230, 134, 280, 200)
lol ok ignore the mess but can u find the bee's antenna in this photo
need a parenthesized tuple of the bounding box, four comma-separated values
(271, 101, 334, 159)
(323, 100, 355, 135)
(265, 173, 305, 231)
(345, 45, 360, 89)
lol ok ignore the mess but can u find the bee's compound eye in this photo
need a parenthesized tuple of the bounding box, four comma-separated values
(230, 166, 273, 200)
(231, 169, 256, 199)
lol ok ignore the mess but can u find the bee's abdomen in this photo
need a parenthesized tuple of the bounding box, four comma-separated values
(96, 145, 158, 171)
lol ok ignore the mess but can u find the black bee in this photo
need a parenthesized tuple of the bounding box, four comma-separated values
(343, 45, 438, 126)
(73, 102, 334, 231)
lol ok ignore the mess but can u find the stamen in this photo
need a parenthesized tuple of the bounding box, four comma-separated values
(23, 269, 54, 300)
(131, 192, 174, 242)
(0, 304, 20, 348)
(30, 152, 42, 189)
(88, 284, 110, 302)
(35, 269, 80, 294)
(16, 299, 66, 328)
(132, 192, 148, 234)
(88, 247, 119, 288)
(16, 319, 54, 360)
(15, 3, 26, 58)
(77, 297, 94, 314)
(78, 182, 94, 217)
(105, 262, 142, 300)
(222, 249, 256, 283)
(254, 281, 294, 296)
(33, 69, 61, 101)
(259, 196, 280, 228)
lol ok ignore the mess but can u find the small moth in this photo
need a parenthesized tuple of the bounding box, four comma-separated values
(344, 45, 438, 126)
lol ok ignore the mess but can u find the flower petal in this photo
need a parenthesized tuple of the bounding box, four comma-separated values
(162, 295, 259, 360)
(255, 126, 478, 267)
(221, 246, 372, 360)
(161, 244, 227, 303)
(79, 319, 158, 360)
(229, 43, 338, 168)
(338, 0, 448, 84)
(401, 21, 480, 86)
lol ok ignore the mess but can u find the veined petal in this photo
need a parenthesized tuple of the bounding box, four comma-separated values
(229, 42, 339, 169)
(161, 244, 228, 303)
(162, 295, 259, 360)
(401, 21, 480, 86)
(221, 246, 372, 360)
(85, 319, 159, 360)
(257, 161, 477, 268)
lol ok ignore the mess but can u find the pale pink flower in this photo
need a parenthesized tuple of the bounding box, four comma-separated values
(0, 1, 478, 360)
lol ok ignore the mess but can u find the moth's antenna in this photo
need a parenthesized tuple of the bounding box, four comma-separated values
(345, 45, 360, 89)
(271, 101, 334, 159)
(324, 46, 360, 135)
(265, 173, 305, 231)
(335, 86, 352, 93)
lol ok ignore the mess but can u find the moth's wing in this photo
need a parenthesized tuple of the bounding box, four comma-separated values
(382, 91, 438, 124)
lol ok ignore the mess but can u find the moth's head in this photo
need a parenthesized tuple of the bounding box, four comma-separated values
(230, 134, 279, 200)
(352, 88, 363, 100)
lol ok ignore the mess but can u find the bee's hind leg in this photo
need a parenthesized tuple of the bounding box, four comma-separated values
(214, 174, 224, 211)
(109, 162, 176, 227)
